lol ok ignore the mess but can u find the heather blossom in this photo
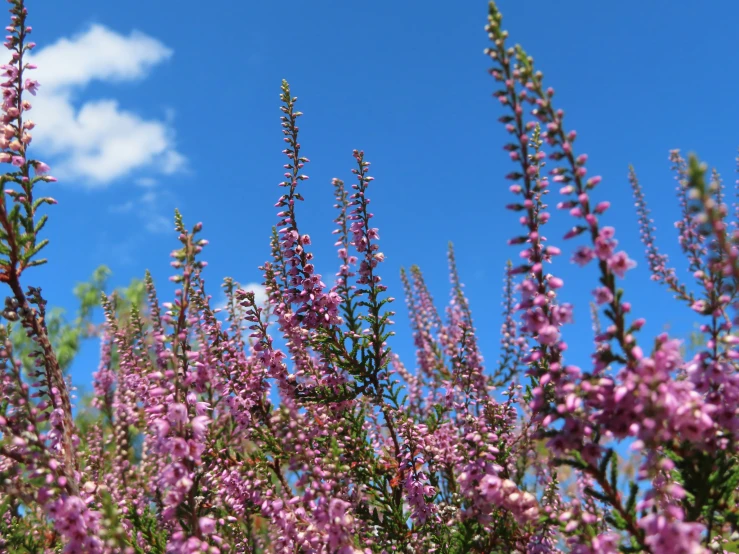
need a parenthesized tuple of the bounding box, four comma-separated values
(0, 0, 737, 553)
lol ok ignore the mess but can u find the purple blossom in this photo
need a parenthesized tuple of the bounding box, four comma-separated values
(0, 1, 735, 552)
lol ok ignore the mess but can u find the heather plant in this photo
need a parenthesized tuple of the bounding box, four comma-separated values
(0, 0, 738, 553)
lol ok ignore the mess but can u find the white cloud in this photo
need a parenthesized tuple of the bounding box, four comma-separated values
(135, 177, 158, 188)
(28, 24, 184, 186)
(109, 189, 176, 235)
(109, 199, 134, 213)
(144, 213, 172, 234)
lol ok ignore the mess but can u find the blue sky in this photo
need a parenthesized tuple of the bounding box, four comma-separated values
(23, 0, 739, 395)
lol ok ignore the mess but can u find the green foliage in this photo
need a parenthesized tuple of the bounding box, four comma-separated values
(9, 265, 109, 377)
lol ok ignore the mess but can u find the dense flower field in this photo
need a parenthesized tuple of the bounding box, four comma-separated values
(0, 0, 737, 552)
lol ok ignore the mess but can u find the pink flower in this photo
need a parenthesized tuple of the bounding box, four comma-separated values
(170, 437, 189, 458)
(151, 418, 170, 438)
(537, 324, 559, 345)
(593, 287, 613, 305)
(607, 251, 636, 277)
(548, 276, 564, 289)
(572, 246, 594, 267)
(167, 403, 188, 424)
(191, 415, 210, 440)
(199, 516, 216, 535)
(24, 78, 38, 95)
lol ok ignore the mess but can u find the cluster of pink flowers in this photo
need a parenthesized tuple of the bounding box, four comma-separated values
(0, 1, 737, 553)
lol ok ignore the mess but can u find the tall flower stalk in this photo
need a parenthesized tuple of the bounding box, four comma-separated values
(0, 1, 737, 552)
